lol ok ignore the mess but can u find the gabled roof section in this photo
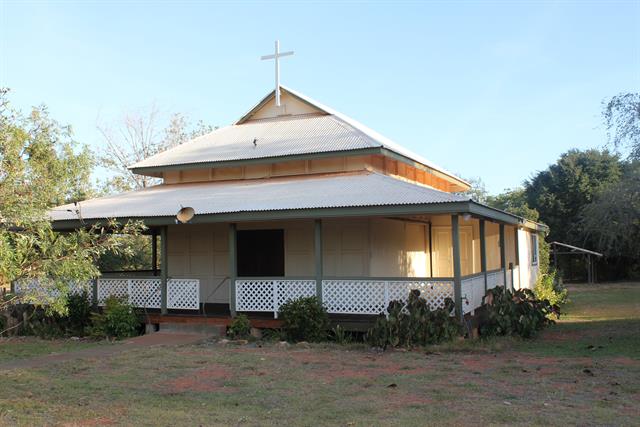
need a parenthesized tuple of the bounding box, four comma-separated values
(129, 86, 470, 190)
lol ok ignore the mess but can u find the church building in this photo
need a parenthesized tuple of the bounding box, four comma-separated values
(49, 84, 545, 327)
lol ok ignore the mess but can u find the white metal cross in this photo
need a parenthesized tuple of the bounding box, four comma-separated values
(261, 40, 294, 107)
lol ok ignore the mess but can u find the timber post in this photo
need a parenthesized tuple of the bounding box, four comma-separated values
(499, 223, 507, 289)
(314, 219, 323, 304)
(151, 229, 158, 276)
(228, 223, 237, 317)
(480, 219, 487, 293)
(160, 226, 168, 315)
(451, 215, 463, 320)
(91, 278, 98, 309)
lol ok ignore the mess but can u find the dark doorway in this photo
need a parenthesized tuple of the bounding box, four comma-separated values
(237, 229, 285, 277)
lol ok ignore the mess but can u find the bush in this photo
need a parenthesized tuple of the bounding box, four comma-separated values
(260, 328, 286, 342)
(227, 314, 251, 339)
(279, 296, 329, 342)
(365, 290, 462, 349)
(90, 296, 140, 339)
(330, 325, 353, 345)
(480, 286, 558, 339)
(65, 291, 93, 336)
(534, 270, 568, 307)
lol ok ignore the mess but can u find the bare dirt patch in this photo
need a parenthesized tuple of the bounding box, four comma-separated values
(161, 366, 234, 393)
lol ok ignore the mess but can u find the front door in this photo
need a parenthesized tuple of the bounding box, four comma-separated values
(236, 229, 285, 277)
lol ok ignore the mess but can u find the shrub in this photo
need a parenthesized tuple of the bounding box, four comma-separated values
(227, 314, 251, 339)
(17, 305, 65, 338)
(65, 291, 93, 336)
(480, 286, 558, 339)
(365, 290, 462, 349)
(279, 296, 329, 342)
(330, 324, 353, 345)
(534, 270, 568, 307)
(90, 296, 140, 339)
(260, 328, 286, 342)
(0, 291, 94, 338)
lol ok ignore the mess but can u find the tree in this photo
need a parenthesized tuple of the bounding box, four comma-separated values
(95, 106, 215, 272)
(603, 92, 640, 159)
(486, 188, 549, 277)
(487, 188, 539, 222)
(0, 88, 142, 319)
(580, 161, 640, 277)
(97, 106, 215, 192)
(457, 176, 488, 203)
(524, 149, 623, 244)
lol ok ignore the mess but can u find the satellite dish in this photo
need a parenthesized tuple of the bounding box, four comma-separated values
(176, 206, 195, 224)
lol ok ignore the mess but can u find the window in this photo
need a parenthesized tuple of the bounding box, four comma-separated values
(237, 229, 285, 277)
(531, 233, 538, 265)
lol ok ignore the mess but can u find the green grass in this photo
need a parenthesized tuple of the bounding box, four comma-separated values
(0, 282, 638, 426)
(511, 282, 640, 359)
(0, 337, 102, 364)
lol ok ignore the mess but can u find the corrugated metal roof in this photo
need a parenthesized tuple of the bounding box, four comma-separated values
(129, 87, 469, 188)
(129, 114, 375, 169)
(49, 171, 470, 221)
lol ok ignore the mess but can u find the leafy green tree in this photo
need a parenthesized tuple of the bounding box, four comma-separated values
(0, 88, 142, 319)
(525, 149, 623, 244)
(603, 92, 640, 159)
(580, 161, 640, 277)
(98, 234, 153, 272)
(487, 188, 539, 222)
(458, 176, 488, 203)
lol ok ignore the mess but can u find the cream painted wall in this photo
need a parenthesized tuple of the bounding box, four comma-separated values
(517, 228, 540, 289)
(369, 218, 429, 277)
(246, 91, 323, 121)
(164, 217, 534, 304)
(485, 222, 501, 271)
(505, 225, 517, 267)
(167, 223, 229, 304)
(163, 155, 456, 193)
(323, 218, 370, 276)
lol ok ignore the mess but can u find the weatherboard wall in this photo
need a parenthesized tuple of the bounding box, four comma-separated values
(162, 215, 518, 304)
(161, 154, 455, 193)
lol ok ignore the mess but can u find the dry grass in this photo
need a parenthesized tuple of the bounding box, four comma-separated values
(0, 282, 638, 426)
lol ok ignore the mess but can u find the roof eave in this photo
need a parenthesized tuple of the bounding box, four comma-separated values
(50, 200, 532, 231)
(128, 147, 384, 176)
(129, 146, 471, 191)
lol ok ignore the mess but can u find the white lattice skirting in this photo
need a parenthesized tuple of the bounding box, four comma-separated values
(461, 275, 485, 314)
(322, 280, 454, 315)
(235, 279, 316, 317)
(486, 270, 505, 290)
(236, 279, 454, 318)
(506, 266, 520, 290)
(13, 279, 91, 300)
(97, 278, 199, 310)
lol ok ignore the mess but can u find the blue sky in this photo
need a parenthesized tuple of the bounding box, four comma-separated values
(1, 1, 638, 193)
